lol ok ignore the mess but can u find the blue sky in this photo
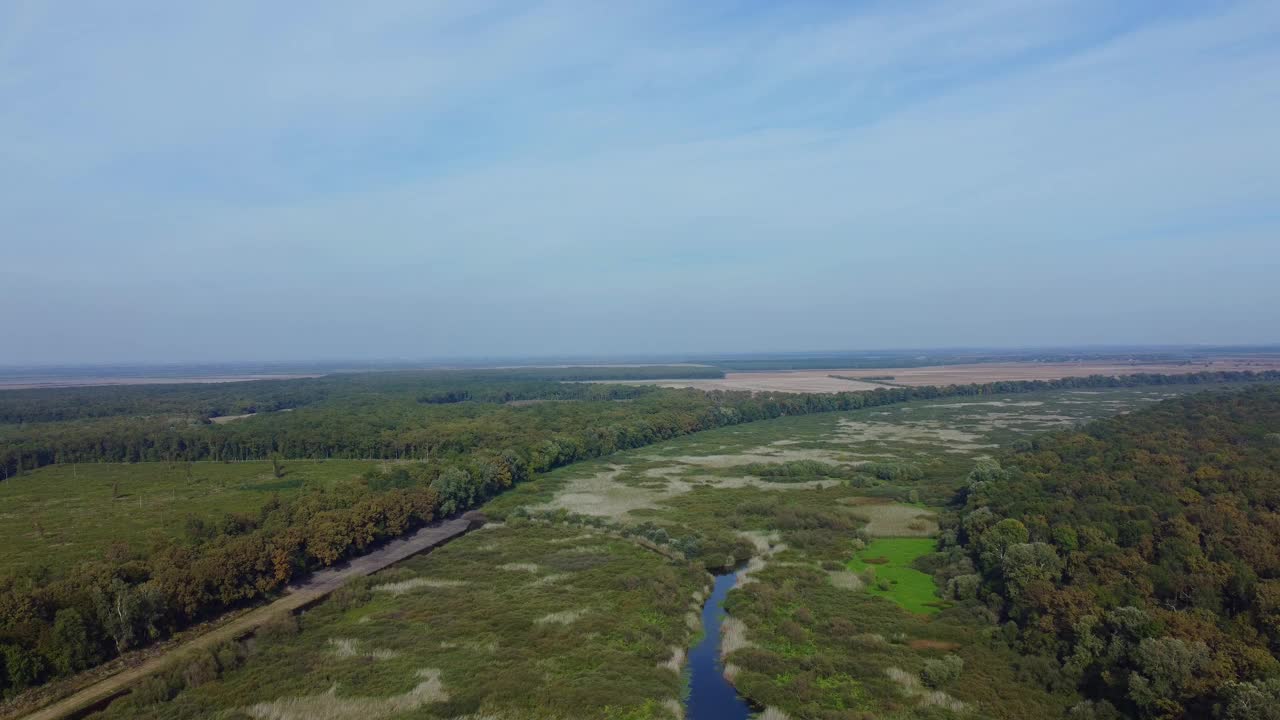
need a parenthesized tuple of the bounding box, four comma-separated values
(2, 0, 1278, 364)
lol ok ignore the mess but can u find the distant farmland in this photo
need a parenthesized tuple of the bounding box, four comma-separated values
(604, 357, 1280, 393)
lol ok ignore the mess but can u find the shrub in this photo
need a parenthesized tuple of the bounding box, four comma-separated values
(328, 579, 373, 612)
(947, 574, 981, 601)
(921, 654, 964, 688)
(213, 641, 244, 673)
(256, 612, 300, 641)
(181, 652, 219, 689)
(125, 671, 184, 707)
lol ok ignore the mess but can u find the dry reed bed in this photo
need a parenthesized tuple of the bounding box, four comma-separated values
(242, 668, 447, 720)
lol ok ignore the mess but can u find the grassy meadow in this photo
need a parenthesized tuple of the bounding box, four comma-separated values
(847, 538, 941, 615)
(93, 522, 705, 720)
(0, 459, 375, 576)
(80, 385, 1213, 719)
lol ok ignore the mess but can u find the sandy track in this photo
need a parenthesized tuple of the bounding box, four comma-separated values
(16, 517, 472, 720)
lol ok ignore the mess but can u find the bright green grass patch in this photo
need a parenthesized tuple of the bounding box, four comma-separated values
(847, 538, 941, 615)
(0, 459, 375, 576)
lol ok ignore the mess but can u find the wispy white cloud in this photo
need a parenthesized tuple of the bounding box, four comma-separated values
(1, 0, 1278, 362)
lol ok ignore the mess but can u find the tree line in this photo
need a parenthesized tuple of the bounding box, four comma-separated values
(4, 370, 1276, 481)
(948, 385, 1280, 719)
(0, 365, 724, 424)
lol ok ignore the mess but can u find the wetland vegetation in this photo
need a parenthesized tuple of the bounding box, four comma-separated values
(2, 367, 1278, 719)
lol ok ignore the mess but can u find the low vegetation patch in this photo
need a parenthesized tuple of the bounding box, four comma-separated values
(846, 538, 943, 615)
(87, 523, 704, 719)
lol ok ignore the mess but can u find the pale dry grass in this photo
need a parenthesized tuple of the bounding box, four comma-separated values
(839, 499, 938, 537)
(548, 533, 598, 544)
(654, 447, 858, 468)
(662, 698, 685, 719)
(736, 530, 781, 553)
(532, 459, 843, 522)
(834, 419, 994, 451)
(531, 466, 694, 519)
(439, 639, 498, 653)
(735, 531, 786, 585)
(535, 608, 587, 625)
(720, 617, 751, 659)
(528, 572, 571, 587)
(659, 645, 685, 672)
(885, 666, 965, 713)
(920, 691, 966, 712)
(853, 633, 889, 647)
(497, 562, 539, 573)
(328, 638, 399, 661)
(722, 662, 741, 682)
(758, 709, 793, 720)
(828, 570, 864, 591)
(601, 373, 887, 393)
(866, 360, 1279, 386)
(886, 667, 917, 687)
(242, 668, 447, 720)
(372, 577, 467, 595)
(928, 400, 1045, 408)
(736, 556, 767, 586)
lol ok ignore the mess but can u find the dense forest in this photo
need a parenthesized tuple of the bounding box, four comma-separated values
(0, 365, 725, 424)
(951, 386, 1280, 719)
(4, 369, 1276, 480)
(1, 369, 1278, 699)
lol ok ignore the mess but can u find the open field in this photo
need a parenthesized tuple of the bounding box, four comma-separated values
(0, 460, 376, 576)
(89, 522, 704, 720)
(86, 384, 1243, 719)
(492, 384, 1207, 518)
(847, 538, 941, 614)
(600, 374, 890, 393)
(845, 358, 1280, 385)
(610, 357, 1280, 393)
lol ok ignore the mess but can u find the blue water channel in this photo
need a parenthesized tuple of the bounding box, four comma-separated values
(686, 571, 752, 720)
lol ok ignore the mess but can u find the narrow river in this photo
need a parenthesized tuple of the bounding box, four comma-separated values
(685, 571, 752, 720)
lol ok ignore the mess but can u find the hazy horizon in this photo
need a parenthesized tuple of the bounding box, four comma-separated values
(4, 1, 1279, 365)
(4, 343, 1280, 373)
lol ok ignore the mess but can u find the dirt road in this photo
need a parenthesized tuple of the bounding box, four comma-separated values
(17, 517, 473, 720)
